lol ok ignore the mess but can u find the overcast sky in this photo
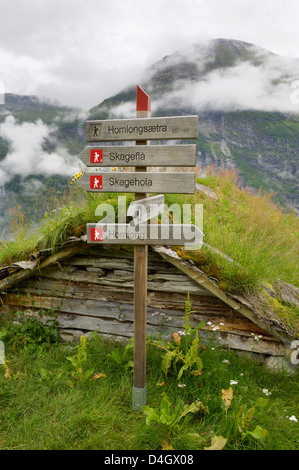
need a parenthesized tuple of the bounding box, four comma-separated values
(1, 0, 299, 110)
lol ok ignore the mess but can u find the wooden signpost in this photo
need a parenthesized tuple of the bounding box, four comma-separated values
(79, 171, 195, 194)
(86, 115, 198, 142)
(77, 85, 199, 410)
(87, 223, 203, 245)
(127, 194, 165, 225)
(78, 144, 196, 167)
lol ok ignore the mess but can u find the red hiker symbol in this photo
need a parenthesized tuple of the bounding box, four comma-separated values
(90, 175, 102, 189)
(90, 149, 103, 164)
(90, 227, 103, 241)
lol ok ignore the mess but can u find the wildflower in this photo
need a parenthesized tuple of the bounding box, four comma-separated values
(207, 321, 213, 326)
(212, 326, 220, 331)
(230, 380, 238, 385)
(262, 388, 272, 396)
(172, 332, 181, 345)
(251, 333, 263, 341)
(222, 359, 230, 364)
(289, 415, 298, 422)
(220, 322, 224, 326)
(178, 384, 186, 388)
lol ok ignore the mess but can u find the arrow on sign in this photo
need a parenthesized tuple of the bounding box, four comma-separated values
(86, 115, 199, 142)
(127, 194, 164, 225)
(78, 171, 195, 194)
(87, 223, 203, 247)
(78, 144, 196, 167)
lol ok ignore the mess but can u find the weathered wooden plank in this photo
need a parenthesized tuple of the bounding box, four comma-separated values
(78, 172, 196, 194)
(63, 256, 134, 270)
(0, 242, 87, 292)
(3, 290, 277, 340)
(86, 116, 198, 142)
(62, 253, 183, 274)
(17, 278, 222, 312)
(79, 144, 197, 167)
(7, 301, 285, 355)
(39, 267, 212, 295)
(153, 246, 296, 345)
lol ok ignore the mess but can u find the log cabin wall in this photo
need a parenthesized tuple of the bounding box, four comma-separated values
(0, 245, 285, 357)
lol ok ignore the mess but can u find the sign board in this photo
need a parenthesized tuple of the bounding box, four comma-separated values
(87, 223, 203, 247)
(127, 194, 164, 224)
(76, 85, 199, 411)
(86, 116, 199, 142)
(78, 171, 195, 194)
(78, 144, 196, 167)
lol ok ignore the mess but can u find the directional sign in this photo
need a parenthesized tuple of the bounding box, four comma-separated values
(87, 223, 203, 246)
(86, 116, 198, 142)
(127, 194, 164, 224)
(78, 171, 196, 194)
(78, 144, 196, 167)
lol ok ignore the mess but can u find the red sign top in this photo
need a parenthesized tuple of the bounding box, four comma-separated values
(136, 85, 151, 112)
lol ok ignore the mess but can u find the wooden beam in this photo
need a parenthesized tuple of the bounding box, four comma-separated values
(133, 86, 150, 410)
(0, 242, 87, 292)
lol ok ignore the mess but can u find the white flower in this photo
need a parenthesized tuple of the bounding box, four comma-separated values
(251, 333, 263, 341)
(262, 388, 272, 396)
(222, 359, 230, 363)
(178, 384, 186, 388)
(207, 321, 213, 326)
(211, 347, 215, 350)
(230, 380, 238, 385)
(289, 415, 298, 422)
(212, 326, 220, 331)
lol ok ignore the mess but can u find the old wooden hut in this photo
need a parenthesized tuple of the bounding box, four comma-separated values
(0, 235, 297, 371)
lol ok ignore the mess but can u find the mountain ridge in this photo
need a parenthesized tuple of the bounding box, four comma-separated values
(90, 38, 299, 211)
(0, 38, 298, 238)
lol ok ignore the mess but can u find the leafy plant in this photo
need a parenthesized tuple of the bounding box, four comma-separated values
(237, 397, 269, 441)
(149, 294, 205, 380)
(66, 334, 94, 385)
(108, 337, 134, 371)
(143, 392, 208, 432)
(0, 309, 60, 350)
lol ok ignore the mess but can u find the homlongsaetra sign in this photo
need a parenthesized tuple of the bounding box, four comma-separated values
(86, 115, 198, 142)
(77, 86, 200, 410)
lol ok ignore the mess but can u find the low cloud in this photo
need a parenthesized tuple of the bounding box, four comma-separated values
(0, 115, 80, 187)
(150, 49, 299, 113)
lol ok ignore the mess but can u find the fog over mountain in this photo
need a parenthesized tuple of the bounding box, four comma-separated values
(0, 38, 299, 237)
(99, 39, 299, 117)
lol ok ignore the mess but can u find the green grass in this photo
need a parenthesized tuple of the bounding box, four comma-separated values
(0, 167, 298, 332)
(0, 330, 298, 450)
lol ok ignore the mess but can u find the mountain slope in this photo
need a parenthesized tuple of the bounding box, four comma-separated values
(0, 38, 299, 239)
(90, 38, 299, 210)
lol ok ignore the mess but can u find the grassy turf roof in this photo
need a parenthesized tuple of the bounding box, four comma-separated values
(0, 167, 298, 336)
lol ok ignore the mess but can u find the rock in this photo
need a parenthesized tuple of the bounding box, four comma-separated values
(265, 355, 298, 375)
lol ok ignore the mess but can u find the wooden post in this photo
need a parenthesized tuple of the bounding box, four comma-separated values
(132, 86, 151, 410)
